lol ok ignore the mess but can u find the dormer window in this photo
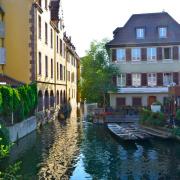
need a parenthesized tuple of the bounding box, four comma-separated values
(38, 0, 41, 7)
(136, 28, 144, 39)
(159, 27, 167, 38)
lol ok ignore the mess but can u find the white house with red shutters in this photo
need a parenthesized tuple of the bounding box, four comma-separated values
(106, 12, 180, 108)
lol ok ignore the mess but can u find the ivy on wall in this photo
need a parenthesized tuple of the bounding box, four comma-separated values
(0, 83, 37, 125)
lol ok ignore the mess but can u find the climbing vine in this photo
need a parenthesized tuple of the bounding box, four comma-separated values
(0, 83, 38, 125)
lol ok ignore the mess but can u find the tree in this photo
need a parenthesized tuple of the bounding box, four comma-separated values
(80, 39, 119, 107)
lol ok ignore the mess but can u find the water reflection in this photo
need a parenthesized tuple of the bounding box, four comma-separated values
(72, 124, 180, 180)
(6, 116, 180, 179)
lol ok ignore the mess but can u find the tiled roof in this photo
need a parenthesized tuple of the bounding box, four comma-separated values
(0, 74, 24, 87)
(107, 12, 180, 47)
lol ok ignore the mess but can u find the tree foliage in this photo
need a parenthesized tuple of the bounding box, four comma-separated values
(80, 39, 119, 106)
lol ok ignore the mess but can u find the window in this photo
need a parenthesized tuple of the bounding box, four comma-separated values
(64, 66, 66, 81)
(50, 29, 53, 48)
(148, 73, 156, 86)
(68, 71, 70, 81)
(38, 0, 41, 7)
(117, 74, 126, 87)
(132, 74, 141, 87)
(163, 47, 171, 59)
(136, 28, 144, 39)
(51, 59, 53, 78)
(60, 64, 63, 80)
(117, 49, 125, 61)
(71, 72, 75, 82)
(147, 48, 156, 61)
(56, 36, 59, 53)
(38, 16, 41, 39)
(45, 56, 48, 77)
(74, 59, 76, 67)
(38, 52, 42, 75)
(132, 97, 142, 106)
(116, 98, 126, 107)
(163, 73, 173, 86)
(60, 39, 62, 56)
(63, 43, 66, 58)
(71, 56, 74, 65)
(159, 27, 167, 38)
(45, 0, 48, 9)
(57, 62, 59, 80)
(132, 48, 141, 61)
(45, 23, 48, 44)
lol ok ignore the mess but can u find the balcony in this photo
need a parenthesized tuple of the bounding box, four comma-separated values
(0, 48, 6, 64)
(117, 87, 168, 94)
(0, 22, 5, 38)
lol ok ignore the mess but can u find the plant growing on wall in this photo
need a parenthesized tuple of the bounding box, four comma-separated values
(0, 83, 38, 124)
(0, 86, 13, 117)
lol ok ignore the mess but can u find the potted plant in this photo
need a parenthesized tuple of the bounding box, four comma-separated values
(151, 101, 161, 112)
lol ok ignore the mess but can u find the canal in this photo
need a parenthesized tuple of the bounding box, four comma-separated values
(6, 116, 180, 179)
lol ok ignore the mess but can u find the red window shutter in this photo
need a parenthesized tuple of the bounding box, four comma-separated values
(126, 48, 131, 61)
(173, 46, 179, 60)
(132, 97, 142, 106)
(141, 73, 147, 86)
(126, 74, 132, 86)
(112, 76, 117, 86)
(157, 47, 162, 60)
(112, 49, 116, 62)
(173, 72, 179, 85)
(141, 48, 147, 61)
(116, 98, 126, 107)
(157, 73, 163, 86)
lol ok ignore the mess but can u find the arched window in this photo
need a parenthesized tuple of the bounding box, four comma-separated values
(50, 90, 54, 108)
(45, 90, 49, 109)
(64, 90, 66, 103)
(57, 90, 59, 105)
(38, 90, 43, 111)
(60, 90, 63, 104)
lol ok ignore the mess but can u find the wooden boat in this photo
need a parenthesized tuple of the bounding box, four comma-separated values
(107, 123, 138, 140)
(107, 123, 151, 141)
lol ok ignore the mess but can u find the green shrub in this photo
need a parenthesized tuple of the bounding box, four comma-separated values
(0, 124, 21, 178)
(171, 127, 180, 136)
(140, 108, 151, 124)
(152, 101, 162, 106)
(0, 124, 9, 147)
(0, 86, 13, 118)
(140, 108, 166, 127)
(0, 83, 37, 124)
(176, 109, 180, 121)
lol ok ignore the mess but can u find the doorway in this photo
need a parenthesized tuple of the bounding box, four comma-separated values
(148, 96, 157, 106)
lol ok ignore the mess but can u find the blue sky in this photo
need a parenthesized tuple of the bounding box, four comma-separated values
(62, 0, 180, 57)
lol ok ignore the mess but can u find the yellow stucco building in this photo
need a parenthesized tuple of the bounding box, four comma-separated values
(0, 0, 80, 115)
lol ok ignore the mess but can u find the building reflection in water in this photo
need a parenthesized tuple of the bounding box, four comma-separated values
(6, 109, 180, 179)
(80, 124, 180, 180)
(37, 110, 83, 179)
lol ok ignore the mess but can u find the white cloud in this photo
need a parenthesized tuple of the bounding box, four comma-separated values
(62, 0, 180, 57)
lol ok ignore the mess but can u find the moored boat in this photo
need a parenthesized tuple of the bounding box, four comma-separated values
(107, 123, 151, 141)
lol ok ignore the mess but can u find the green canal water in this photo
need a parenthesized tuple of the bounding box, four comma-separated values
(6, 117, 180, 179)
